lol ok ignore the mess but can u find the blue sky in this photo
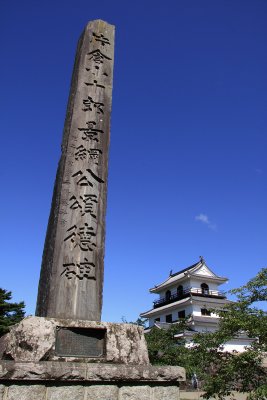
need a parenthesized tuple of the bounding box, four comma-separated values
(1, 1, 266, 321)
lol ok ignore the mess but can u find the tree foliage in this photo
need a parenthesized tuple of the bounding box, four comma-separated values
(0, 288, 25, 337)
(145, 318, 197, 374)
(121, 316, 148, 327)
(145, 268, 267, 399)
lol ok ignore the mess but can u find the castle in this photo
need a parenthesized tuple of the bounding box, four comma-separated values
(140, 257, 253, 352)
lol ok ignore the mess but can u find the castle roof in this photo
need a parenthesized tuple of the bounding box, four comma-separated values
(149, 257, 228, 293)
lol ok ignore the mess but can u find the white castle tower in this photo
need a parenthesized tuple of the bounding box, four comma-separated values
(141, 257, 252, 352)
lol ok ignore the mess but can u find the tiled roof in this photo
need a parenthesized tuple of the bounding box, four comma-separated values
(169, 262, 199, 278)
(150, 259, 228, 293)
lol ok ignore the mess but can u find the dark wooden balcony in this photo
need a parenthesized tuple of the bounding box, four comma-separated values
(153, 287, 226, 309)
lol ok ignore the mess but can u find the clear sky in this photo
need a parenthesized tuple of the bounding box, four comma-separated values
(1, 0, 266, 321)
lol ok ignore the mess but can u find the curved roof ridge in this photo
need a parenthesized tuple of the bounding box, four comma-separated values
(170, 261, 200, 277)
(150, 260, 201, 291)
(150, 258, 228, 293)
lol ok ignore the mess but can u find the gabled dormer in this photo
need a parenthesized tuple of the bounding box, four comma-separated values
(151, 257, 228, 309)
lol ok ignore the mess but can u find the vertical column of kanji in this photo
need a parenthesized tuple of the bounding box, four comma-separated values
(36, 20, 114, 321)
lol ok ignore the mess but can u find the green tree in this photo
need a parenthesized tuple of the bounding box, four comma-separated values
(145, 268, 267, 399)
(0, 288, 25, 337)
(121, 316, 148, 327)
(146, 321, 197, 375)
(192, 267, 267, 399)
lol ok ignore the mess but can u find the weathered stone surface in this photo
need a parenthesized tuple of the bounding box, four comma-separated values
(2, 317, 57, 361)
(105, 322, 149, 364)
(0, 361, 185, 382)
(0, 335, 8, 361)
(36, 20, 115, 321)
(0, 361, 87, 381)
(47, 386, 84, 400)
(119, 386, 151, 400)
(85, 364, 185, 382)
(153, 386, 179, 400)
(1, 317, 150, 364)
(0, 385, 5, 400)
(7, 385, 46, 400)
(0, 384, 184, 400)
(86, 385, 118, 400)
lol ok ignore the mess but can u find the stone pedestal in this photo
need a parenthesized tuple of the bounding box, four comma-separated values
(0, 385, 182, 400)
(0, 317, 185, 399)
(0, 317, 185, 400)
(0, 317, 149, 364)
(0, 362, 185, 400)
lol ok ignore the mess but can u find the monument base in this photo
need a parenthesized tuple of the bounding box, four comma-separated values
(0, 361, 185, 400)
(0, 316, 150, 364)
(0, 317, 185, 399)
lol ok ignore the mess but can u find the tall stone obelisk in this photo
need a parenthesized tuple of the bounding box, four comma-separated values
(36, 20, 114, 321)
(0, 22, 185, 397)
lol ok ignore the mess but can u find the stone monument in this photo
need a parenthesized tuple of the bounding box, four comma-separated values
(35, 19, 113, 322)
(0, 20, 185, 400)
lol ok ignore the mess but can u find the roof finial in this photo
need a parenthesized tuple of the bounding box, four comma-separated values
(169, 269, 173, 276)
(199, 256, 205, 264)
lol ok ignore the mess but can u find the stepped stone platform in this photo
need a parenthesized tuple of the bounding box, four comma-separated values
(0, 383, 183, 400)
(0, 361, 185, 400)
(0, 317, 185, 399)
(0, 361, 184, 400)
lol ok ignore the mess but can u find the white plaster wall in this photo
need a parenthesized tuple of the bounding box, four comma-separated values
(183, 304, 193, 316)
(223, 339, 252, 353)
(149, 304, 193, 326)
(185, 336, 251, 352)
(159, 287, 176, 298)
(149, 317, 159, 327)
(172, 305, 193, 322)
(158, 282, 191, 299)
(191, 304, 218, 317)
(159, 311, 177, 323)
(189, 278, 219, 292)
(191, 324, 217, 333)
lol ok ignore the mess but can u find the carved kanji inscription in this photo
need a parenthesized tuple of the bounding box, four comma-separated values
(78, 121, 104, 142)
(74, 145, 87, 160)
(74, 145, 102, 164)
(72, 169, 104, 187)
(35, 20, 114, 321)
(69, 194, 98, 218)
(87, 49, 111, 66)
(64, 223, 96, 252)
(83, 96, 104, 114)
(85, 79, 105, 90)
(91, 32, 110, 46)
(62, 258, 96, 280)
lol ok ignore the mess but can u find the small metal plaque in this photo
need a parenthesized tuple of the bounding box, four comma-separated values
(55, 327, 106, 357)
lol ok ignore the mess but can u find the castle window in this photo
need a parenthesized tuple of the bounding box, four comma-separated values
(177, 285, 183, 297)
(166, 314, 172, 323)
(178, 310, 185, 319)
(201, 308, 211, 316)
(165, 290, 171, 301)
(201, 283, 209, 295)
